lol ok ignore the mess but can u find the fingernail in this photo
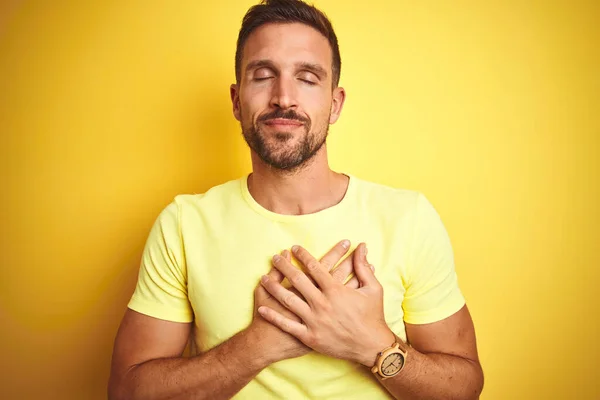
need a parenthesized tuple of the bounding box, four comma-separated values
(261, 275, 269, 283)
(369, 264, 375, 272)
(341, 240, 350, 249)
(291, 245, 299, 253)
(272, 254, 281, 262)
(364, 245, 368, 256)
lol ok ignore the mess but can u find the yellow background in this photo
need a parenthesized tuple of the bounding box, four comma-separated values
(1, 1, 598, 399)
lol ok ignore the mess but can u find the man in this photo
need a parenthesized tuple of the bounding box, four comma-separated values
(108, 0, 484, 399)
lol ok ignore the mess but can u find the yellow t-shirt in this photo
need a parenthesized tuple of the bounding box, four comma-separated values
(128, 174, 465, 399)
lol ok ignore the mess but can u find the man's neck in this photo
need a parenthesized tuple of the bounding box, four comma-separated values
(247, 149, 349, 216)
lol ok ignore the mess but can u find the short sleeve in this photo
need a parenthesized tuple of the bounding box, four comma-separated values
(402, 193, 465, 325)
(128, 200, 193, 323)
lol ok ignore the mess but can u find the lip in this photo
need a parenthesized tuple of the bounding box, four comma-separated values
(263, 118, 304, 126)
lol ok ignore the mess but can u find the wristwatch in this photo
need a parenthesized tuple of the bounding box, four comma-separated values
(371, 341, 408, 380)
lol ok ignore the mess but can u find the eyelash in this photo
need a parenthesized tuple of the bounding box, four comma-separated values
(300, 79, 317, 86)
(253, 77, 316, 86)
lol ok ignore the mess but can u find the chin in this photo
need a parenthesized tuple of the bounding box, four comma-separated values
(270, 132, 295, 141)
(263, 147, 304, 169)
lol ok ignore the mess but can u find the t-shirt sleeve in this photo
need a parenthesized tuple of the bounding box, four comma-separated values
(127, 200, 193, 323)
(402, 193, 466, 325)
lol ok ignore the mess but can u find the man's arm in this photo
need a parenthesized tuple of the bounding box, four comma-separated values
(107, 309, 273, 400)
(108, 253, 305, 400)
(374, 306, 484, 400)
(108, 241, 355, 400)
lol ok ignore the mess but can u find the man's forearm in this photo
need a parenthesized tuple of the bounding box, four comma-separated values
(109, 328, 270, 400)
(379, 347, 484, 400)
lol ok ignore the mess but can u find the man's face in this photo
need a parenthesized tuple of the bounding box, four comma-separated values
(231, 22, 345, 171)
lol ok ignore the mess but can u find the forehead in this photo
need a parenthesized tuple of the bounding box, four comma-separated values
(242, 22, 332, 71)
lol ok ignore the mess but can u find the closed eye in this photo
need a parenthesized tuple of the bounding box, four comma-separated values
(297, 71, 319, 86)
(252, 66, 276, 82)
(299, 78, 317, 86)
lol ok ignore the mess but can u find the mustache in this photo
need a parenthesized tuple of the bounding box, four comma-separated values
(257, 109, 310, 125)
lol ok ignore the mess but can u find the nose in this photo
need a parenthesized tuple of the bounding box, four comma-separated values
(270, 75, 298, 110)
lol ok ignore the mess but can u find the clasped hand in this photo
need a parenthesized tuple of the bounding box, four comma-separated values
(258, 242, 394, 367)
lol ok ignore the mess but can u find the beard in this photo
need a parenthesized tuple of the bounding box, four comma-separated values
(241, 108, 329, 172)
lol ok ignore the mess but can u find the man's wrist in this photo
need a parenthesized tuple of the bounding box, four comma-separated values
(242, 325, 279, 370)
(359, 326, 397, 367)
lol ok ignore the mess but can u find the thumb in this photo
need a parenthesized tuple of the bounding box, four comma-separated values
(354, 243, 376, 287)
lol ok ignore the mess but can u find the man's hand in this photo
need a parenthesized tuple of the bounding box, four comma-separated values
(247, 249, 308, 364)
(257, 243, 395, 367)
(247, 240, 363, 365)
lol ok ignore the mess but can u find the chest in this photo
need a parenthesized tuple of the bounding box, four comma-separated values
(184, 216, 408, 350)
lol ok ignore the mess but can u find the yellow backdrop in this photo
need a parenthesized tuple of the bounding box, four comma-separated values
(1, 1, 598, 399)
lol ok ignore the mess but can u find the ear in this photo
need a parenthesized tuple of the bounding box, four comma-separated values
(329, 86, 346, 124)
(230, 83, 241, 121)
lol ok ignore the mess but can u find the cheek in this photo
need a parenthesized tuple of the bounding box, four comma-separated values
(241, 91, 269, 119)
(308, 103, 333, 127)
(300, 90, 332, 117)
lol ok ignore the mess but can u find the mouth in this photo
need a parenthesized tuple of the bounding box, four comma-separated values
(263, 118, 304, 128)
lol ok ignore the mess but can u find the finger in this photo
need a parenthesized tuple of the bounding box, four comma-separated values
(272, 254, 323, 304)
(344, 265, 374, 289)
(330, 252, 354, 283)
(344, 275, 359, 289)
(268, 265, 284, 282)
(258, 306, 308, 340)
(295, 248, 319, 288)
(291, 245, 333, 290)
(268, 250, 290, 282)
(319, 240, 350, 271)
(254, 282, 269, 303)
(354, 243, 376, 287)
(257, 265, 282, 302)
(260, 274, 311, 319)
(264, 249, 291, 282)
(282, 249, 292, 262)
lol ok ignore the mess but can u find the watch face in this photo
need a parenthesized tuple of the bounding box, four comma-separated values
(381, 353, 404, 377)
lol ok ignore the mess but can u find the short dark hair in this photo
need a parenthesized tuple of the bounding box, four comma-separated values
(235, 0, 341, 87)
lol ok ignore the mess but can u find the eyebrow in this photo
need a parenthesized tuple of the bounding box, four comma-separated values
(245, 59, 328, 79)
(245, 59, 276, 73)
(297, 62, 328, 79)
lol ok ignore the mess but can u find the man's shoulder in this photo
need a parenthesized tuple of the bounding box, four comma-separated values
(171, 177, 243, 209)
(351, 175, 421, 209)
(352, 177, 448, 231)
